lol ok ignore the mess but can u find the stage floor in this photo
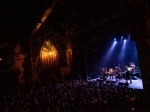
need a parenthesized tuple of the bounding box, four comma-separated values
(88, 76, 143, 90)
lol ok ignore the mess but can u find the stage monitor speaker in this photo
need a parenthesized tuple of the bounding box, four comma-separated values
(111, 81, 116, 84)
(132, 76, 138, 80)
(100, 76, 103, 79)
(118, 82, 125, 86)
(87, 77, 91, 80)
(97, 79, 103, 83)
(106, 81, 110, 83)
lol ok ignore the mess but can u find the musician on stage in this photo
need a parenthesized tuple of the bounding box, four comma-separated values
(125, 68, 132, 84)
(104, 67, 108, 78)
(108, 67, 114, 79)
(101, 68, 106, 80)
(115, 66, 121, 80)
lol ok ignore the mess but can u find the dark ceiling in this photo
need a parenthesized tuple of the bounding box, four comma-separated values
(0, 0, 149, 47)
(30, 0, 148, 54)
(0, 0, 51, 43)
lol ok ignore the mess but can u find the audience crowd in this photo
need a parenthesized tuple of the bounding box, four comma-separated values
(0, 79, 149, 112)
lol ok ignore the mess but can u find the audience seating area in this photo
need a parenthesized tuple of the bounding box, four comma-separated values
(0, 79, 149, 112)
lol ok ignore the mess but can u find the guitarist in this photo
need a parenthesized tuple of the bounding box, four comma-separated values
(108, 67, 114, 79)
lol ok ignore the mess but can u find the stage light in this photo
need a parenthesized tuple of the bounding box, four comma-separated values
(0, 58, 2, 60)
(114, 41, 117, 44)
(124, 39, 126, 42)
(121, 36, 123, 38)
(114, 38, 116, 41)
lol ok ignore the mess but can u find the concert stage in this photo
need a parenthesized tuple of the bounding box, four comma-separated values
(88, 75, 143, 89)
(120, 71, 141, 78)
